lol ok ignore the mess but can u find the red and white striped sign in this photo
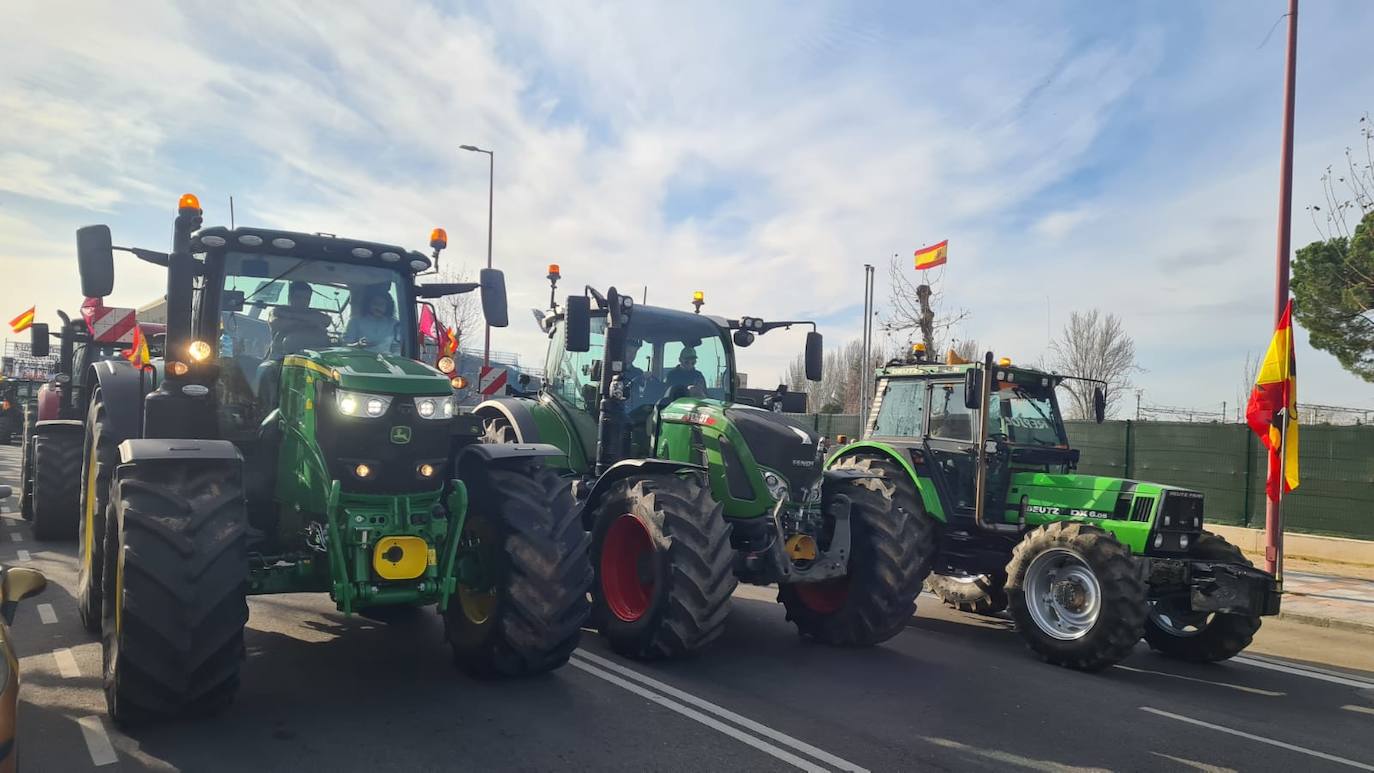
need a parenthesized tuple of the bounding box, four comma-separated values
(86, 306, 138, 343)
(478, 365, 508, 396)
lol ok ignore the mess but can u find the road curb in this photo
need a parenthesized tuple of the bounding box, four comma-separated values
(1275, 609, 1374, 634)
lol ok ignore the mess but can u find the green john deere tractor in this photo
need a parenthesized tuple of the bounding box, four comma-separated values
(476, 280, 936, 659)
(70, 195, 590, 725)
(829, 348, 1281, 670)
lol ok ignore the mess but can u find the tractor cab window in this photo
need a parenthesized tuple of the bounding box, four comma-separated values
(871, 378, 927, 437)
(622, 307, 732, 406)
(549, 316, 606, 414)
(987, 382, 1066, 446)
(928, 382, 976, 441)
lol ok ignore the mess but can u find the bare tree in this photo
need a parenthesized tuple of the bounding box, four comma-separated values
(952, 338, 980, 362)
(785, 338, 881, 413)
(881, 255, 969, 354)
(1048, 310, 1141, 419)
(429, 265, 481, 352)
(1307, 113, 1374, 240)
(1234, 351, 1260, 423)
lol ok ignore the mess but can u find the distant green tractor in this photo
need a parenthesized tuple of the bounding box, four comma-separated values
(829, 348, 1280, 670)
(71, 195, 589, 725)
(477, 281, 935, 660)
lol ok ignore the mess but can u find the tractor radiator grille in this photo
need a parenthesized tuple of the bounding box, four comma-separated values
(1130, 497, 1156, 523)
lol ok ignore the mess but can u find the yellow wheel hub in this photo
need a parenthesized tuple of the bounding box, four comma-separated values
(458, 585, 496, 625)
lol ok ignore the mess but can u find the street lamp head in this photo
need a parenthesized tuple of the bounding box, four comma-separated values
(460, 144, 489, 154)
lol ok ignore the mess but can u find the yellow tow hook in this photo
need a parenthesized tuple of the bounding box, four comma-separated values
(785, 534, 818, 562)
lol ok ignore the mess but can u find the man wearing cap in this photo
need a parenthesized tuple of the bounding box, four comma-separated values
(664, 346, 707, 393)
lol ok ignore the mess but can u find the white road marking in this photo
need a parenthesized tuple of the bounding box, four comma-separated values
(575, 649, 868, 772)
(78, 715, 119, 766)
(1140, 707, 1374, 771)
(1343, 705, 1374, 717)
(922, 736, 1110, 772)
(53, 648, 81, 678)
(1233, 655, 1374, 690)
(9, 531, 21, 542)
(37, 603, 58, 624)
(1114, 665, 1284, 697)
(1149, 752, 1237, 773)
(569, 657, 830, 772)
(15, 549, 29, 562)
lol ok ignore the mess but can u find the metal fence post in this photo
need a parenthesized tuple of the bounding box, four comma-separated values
(1124, 420, 1134, 479)
(1242, 426, 1256, 528)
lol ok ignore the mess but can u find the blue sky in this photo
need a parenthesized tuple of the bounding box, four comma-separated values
(2, 0, 1372, 412)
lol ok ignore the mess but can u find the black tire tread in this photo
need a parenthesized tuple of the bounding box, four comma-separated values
(594, 473, 737, 660)
(1005, 522, 1146, 671)
(1143, 531, 1262, 662)
(103, 461, 248, 726)
(928, 571, 1009, 615)
(31, 432, 83, 541)
(446, 460, 591, 677)
(780, 454, 937, 646)
(79, 396, 118, 635)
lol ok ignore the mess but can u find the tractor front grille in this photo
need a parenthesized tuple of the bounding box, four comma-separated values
(1159, 491, 1205, 531)
(1130, 497, 1156, 523)
(315, 386, 450, 495)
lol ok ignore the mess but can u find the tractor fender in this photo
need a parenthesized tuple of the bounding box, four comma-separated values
(576, 458, 707, 530)
(826, 440, 946, 523)
(473, 397, 541, 443)
(32, 419, 84, 438)
(118, 438, 242, 465)
(35, 383, 62, 422)
(89, 359, 147, 444)
(455, 442, 563, 465)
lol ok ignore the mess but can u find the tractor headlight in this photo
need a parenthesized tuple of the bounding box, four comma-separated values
(414, 395, 455, 420)
(336, 389, 392, 418)
(763, 471, 789, 502)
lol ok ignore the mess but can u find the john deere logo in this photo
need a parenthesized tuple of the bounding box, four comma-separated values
(390, 426, 412, 444)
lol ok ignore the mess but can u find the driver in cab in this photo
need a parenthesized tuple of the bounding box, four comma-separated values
(267, 281, 331, 357)
(665, 346, 707, 394)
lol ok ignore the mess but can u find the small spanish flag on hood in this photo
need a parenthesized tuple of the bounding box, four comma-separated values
(124, 324, 151, 369)
(914, 240, 948, 270)
(1245, 300, 1299, 500)
(9, 306, 35, 333)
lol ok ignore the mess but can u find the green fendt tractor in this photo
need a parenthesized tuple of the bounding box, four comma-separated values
(830, 348, 1281, 670)
(70, 194, 590, 725)
(476, 280, 935, 659)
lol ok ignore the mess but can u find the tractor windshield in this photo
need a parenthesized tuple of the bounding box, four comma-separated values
(218, 252, 413, 359)
(987, 382, 1066, 446)
(624, 307, 732, 404)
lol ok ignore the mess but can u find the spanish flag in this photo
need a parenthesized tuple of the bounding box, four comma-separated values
(8, 306, 35, 333)
(1245, 300, 1299, 500)
(124, 324, 151, 369)
(914, 240, 948, 271)
(443, 325, 459, 356)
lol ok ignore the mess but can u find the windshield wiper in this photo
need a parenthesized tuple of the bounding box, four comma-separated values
(244, 259, 309, 303)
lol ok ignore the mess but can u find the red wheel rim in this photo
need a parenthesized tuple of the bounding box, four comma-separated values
(601, 514, 655, 622)
(794, 578, 849, 615)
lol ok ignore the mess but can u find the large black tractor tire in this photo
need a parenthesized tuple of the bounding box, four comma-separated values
(78, 394, 119, 635)
(779, 455, 937, 646)
(101, 460, 248, 727)
(18, 412, 35, 521)
(591, 473, 736, 660)
(30, 431, 83, 541)
(1143, 532, 1262, 663)
(445, 459, 592, 677)
(927, 570, 1009, 616)
(1006, 522, 1146, 671)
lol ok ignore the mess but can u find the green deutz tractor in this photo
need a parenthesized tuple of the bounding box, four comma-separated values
(70, 195, 590, 725)
(829, 348, 1281, 670)
(476, 281, 935, 659)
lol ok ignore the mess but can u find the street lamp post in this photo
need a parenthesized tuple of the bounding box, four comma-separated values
(460, 144, 494, 367)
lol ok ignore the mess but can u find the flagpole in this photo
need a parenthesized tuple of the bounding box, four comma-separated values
(1265, 0, 1299, 582)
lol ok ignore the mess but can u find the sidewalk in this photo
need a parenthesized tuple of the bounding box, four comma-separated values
(1279, 570, 1374, 633)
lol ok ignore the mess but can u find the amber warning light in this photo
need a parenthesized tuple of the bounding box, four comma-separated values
(178, 193, 201, 211)
(430, 228, 448, 250)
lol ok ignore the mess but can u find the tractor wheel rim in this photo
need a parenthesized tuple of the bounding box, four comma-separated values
(794, 578, 849, 615)
(458, 585, 496, 625)
(601, 514, 654, 622)
(1149, 599, 1211, 637)
(1024, 548, 1101, 641)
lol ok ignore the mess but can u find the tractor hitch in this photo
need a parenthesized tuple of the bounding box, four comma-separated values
(1146, 557, 1282, 617)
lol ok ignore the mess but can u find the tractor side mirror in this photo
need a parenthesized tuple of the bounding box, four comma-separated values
(1093, 386, 1106, 424)
(963, 368, 983, 410)
(564, 295, 591, 353)
(221, 290, 246, 313)
(0, 566, 47, 625)
(29, 323, 50, 358)
(76, 225, 115, 298)
(804, 332, 823, 382)
(478, 268, 509, 328)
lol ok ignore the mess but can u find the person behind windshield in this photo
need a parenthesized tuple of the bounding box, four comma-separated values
(622, 339, 647, 396)
(344, 289, 400, 353)
(664, 346, 707, 394)
(267, 281, 331, 357)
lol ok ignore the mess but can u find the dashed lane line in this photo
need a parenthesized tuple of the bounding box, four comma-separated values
(15, 549, 29, 562)
(1140, 707, 1374, 771)
(9, 531, 21, 542)
(575, 649, 868, 772)
(77, 715, 119, 766)
(1114, 665, 1284, 697)
(1343, 705, 1374, 717)
(53, 648, 80, 678)
(569, 657, 830, 773)
(1233, 655, 1374, 690)
(37, 603, 58, 624)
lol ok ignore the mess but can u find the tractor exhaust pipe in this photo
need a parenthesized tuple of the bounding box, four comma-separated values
(973, 351, 1019, 535)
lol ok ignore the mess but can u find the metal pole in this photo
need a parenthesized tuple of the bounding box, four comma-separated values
(1265, 0, 1298, 582)
(484, 151, 494, 368)
(860, 264, 874, 432)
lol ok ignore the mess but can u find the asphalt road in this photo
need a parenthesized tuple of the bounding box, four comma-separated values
(2, 444, 1373, 772)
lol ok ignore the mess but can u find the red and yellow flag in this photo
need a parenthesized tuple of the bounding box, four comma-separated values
(1245, 300, 1299, 500)
(914, 240, 948, 270)
(124, 324, 151, 369)
(443, 325, 459, 356)
(8, 306, 35, 333)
